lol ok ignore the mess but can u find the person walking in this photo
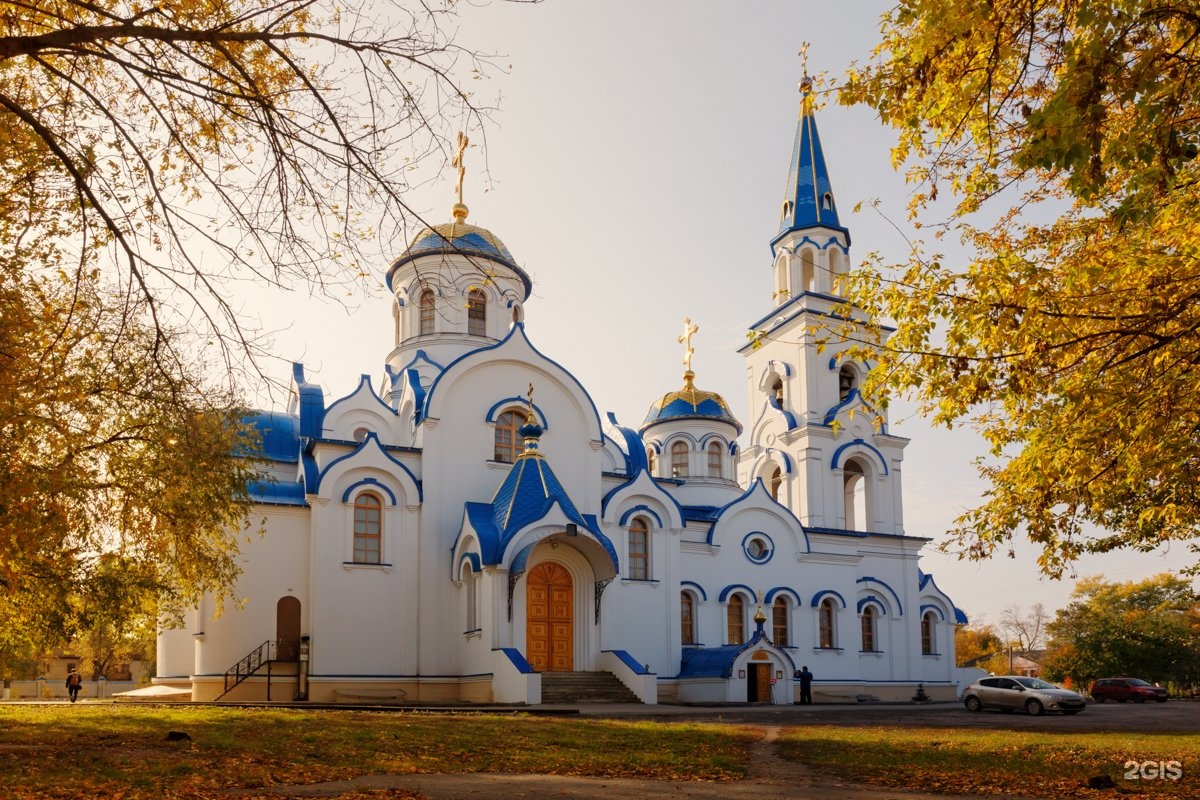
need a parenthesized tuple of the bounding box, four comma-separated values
(798, 665, 814, 705)
(65, 668, 83, 703)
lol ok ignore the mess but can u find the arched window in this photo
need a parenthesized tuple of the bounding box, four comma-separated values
(419, 289, 436, 335)
(843, 459, 867, 531)
(353, 427, 369, 443)
(680, 592, 695, 645)
(770, 377, 783, 406)
(769, 466, 782, 500)
(467, 288, 486, 336)
(861, 605, 877, 652)
(839, 364, 857, 401)
(353, 493, 382, 564)
(772, 597, 789, 646)
(921, 611, 937, 655)
(727, 595, 745, 645)
(818, 597, 837, 648)
(800, 248, 816, 292)
(494, 409, 523, 463)
(707, 442, 722, 478)
(464, 566, 478, 632)
(628, 517, 649, 580)
(822, 192, 834, 211)
(671, 441, 689, 478)
(646, 447, 657, 476)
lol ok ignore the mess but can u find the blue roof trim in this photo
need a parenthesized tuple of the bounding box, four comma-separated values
(247, 479, 308, 506)
(315, 432, 423, 501)
(292, 363, 326, 439)
(830, 438, 890, 476)
(619, 505, 664, 529)
(857, 596, 886, 614)
(918, 570, 931, 590)
(421, 323, 604, 439)
(718, 583, 757, 603)
(740, 299, 897, 354)
(387, 233, 532, 299)
(406, 369, 427, 424)
(920, 604, 946, 621)
(810, 589, 847, 608)
(341, 477, 397, 507)
(609, 412, 648, 474)
(764, 587, 802, 606)
(680, 580, 708, 601)
(855, 576, 904, 616)
(954, 607, 969, 625)
(599, 468, 686, 524)
(682, 505, 719, 523)
(765, 396, 800, 430)
(495, 647, 533, 674)
(642, 396, 741, 433)
(704, 479, 809, 551)
(486, 397, 549, 429)
(603, 649, 651, 675)
(324, 374, 397, 423)
(455, 551, 481, 580)
(822, 387, 861, 425)
(394, 348, 445, 377)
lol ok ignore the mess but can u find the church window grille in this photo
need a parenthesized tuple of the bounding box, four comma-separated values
(419, 289, 436, 335)
(921, 611, 937, 655)
(772, 597, 789, 646)
(727, 594, 745, 645)
(628, 517, 649, 580)
(467, 289, 486, 336)
(818, 597, 837, 648)
(353, 493, 383, 564)
(861, 605, 877, 651)
(769, 466, 782, 500)
(681, 592, 695, 645)
(671, 441, 688, 478)
(707, 442, 722, 478)
(494, 410, 523, 463)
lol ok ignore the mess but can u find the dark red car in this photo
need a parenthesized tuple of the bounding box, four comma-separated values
(1089, 678, 1168, 703)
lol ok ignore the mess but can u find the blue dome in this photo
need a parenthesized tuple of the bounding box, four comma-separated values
(242, 410, 300, 462)
(641, 372, 742, 434)
(386, 209, 532, 299)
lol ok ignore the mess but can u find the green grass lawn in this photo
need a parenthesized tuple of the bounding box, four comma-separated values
(779, 725, 1200, 798)
(0, 705, 755, 799)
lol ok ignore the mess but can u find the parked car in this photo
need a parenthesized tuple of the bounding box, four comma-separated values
(962, 676, 1087, 716)
(1089, 678, 1169, 703)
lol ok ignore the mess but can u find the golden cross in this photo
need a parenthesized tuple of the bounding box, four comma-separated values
(452, 131, 469, 204)
(679, 317, 699, 372)
(799, 42, 810, 78)
(526, 382, 535, 422)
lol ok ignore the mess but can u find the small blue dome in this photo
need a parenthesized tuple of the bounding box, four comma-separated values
(641, 372, 742, 434)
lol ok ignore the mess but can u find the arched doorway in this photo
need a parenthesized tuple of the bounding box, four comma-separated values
(526, 562, 573, 671)
(276, 596, 301, 661)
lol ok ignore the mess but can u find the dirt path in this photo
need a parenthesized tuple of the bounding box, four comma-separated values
(233, 724, 1048, 800)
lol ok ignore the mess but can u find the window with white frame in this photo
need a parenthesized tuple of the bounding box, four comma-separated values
(772, 597, 789, 646)
(680, 591, 696, 645)
(352, 492, 382, 564)
(921, 611, 937, 654)
(671, 441, 688, 478)
(467, 288, 486, 336)
(727, 594, 745, 645)
(494, 409, 523, 463)
(860, 605, 877, 652)
(707, 441, 722, 478)
(419, 289, 436, 335)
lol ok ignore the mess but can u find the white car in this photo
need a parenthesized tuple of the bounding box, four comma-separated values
(962, 676, 1087, 716)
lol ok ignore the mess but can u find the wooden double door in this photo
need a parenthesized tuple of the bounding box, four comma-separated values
(526, 562, 573, 672)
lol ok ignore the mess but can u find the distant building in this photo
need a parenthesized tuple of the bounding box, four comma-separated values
(157, 68, 963, 705)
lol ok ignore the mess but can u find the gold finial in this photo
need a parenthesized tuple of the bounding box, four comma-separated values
(754, 592, 767, 624)
(679, 317, 699, 375)
(798, 42, 814, 104)
(451, 131, 470, 216)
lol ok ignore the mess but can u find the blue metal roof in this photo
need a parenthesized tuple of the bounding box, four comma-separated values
(242, 410, 300, 463)
(247, 478, 307, 506)
(772, 88, 851, 249)
(641, 373, 741, 434)
(385, 218, 532, 299)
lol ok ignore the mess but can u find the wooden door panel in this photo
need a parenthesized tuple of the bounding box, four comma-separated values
(526, 562, 574, 672)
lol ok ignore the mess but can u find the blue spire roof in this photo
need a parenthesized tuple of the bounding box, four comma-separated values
(773, 82, 849, 246)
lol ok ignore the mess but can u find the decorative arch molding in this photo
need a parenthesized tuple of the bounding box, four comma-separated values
(317, 433, 422, 502)
(718, 583, 758, 604)
(919, 602, 948, 622)
(698, 433, 729, 450)
(855, 576, 904, 616)
(780, 234, 850, 256)
(680, 580, 708, 602)
(810, 589, 847, 609)
(764, 587, 802, 606)
(324, 375, 397, 423)
(455, 551, 482, 582)
(751, 448, 795, 477)
(599, 470, 685, 529)
(857, 596, 888, 615)
(664, 432, 701, 449)
(618, 505, 664, 529)
(705, 479, 809, 552)
(830, 439, 889, 476)
(341, 477, 397, 507)
(485, 397, 550, 429)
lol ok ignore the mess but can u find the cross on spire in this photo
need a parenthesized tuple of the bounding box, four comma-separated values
(679, 317, 699, 374)
(452, 131, 469, 205)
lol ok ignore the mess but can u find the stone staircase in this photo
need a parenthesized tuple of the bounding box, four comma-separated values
(539, 671, 642, 704)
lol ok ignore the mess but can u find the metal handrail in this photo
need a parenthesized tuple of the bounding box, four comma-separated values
(216, 639, 300, 699)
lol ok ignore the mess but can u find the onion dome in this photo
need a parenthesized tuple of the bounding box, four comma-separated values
(385, 204, 531, 296)
(641, 371, 742, 434)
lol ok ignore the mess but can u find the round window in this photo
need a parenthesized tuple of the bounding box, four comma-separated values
(748, 539, 766, 559)
(742, 534, 773, 564)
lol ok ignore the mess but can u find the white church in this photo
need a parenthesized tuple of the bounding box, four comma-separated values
(156, 74, 964, 705)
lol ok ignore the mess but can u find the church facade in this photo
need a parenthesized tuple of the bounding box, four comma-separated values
(156, 79, 964, 705)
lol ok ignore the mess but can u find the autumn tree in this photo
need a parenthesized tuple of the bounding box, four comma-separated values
(1041, 574, 1200, 688)
(999, 603, 1049, 655)
(954, 622, 1003, 667)
(1, 2, 501, 645)
(836, 1, 1200, 575)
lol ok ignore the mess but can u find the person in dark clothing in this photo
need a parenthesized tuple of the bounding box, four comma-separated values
(798, 665, 814, 705)
(65, 668, 83, 703)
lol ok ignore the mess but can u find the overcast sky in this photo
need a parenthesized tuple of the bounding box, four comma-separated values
(248, 0, 1197, 628)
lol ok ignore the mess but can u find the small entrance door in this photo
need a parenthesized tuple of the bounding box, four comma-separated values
(746, 663, 772, 703)
(526, 562, 573, 672)
(276, 596, 301, 661)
